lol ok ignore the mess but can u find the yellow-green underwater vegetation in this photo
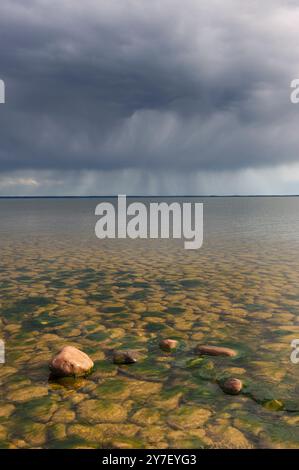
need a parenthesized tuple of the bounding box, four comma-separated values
(1, 197, 299, 448)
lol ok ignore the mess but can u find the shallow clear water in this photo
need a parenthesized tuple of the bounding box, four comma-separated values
(1, 197, 299, 448)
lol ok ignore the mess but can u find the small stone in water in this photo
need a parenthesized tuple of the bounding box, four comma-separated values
(113, 350, 138, 364)
(159, 339, 178, 351)
(195, 345, 237, 357)
(220, 378, 243, 395)
(49, 346, 94, 377)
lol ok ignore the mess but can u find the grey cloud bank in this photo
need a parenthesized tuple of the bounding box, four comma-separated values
(0, 0, 299, 195)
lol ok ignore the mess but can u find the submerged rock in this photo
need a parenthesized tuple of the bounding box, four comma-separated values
(159, 339, 178, 351)
(263, 399, 284, 411)
(207, 425, 251, 449)
(77, 399, 129, 423)
(113, 349, 139, 364)
(131, 408, 161, 425)
(49, 346, 94, 377)
(0, 404, 15, 418)
(167, 406, 212, 430)
(7, 385, 48, 403)
(195, 345, 237, 357)
(220, 378, 243, 395)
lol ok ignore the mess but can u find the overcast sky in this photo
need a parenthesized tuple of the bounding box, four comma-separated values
(0, 0, 299, 195)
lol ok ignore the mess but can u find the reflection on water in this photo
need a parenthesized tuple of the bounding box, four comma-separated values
(1, 197, 299, 448)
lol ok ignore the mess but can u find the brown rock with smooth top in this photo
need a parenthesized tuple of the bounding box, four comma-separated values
(220, 378, 243, 395)
(159, 339, 178, 351)
(195, 345, 237, 357)
(49, 346, 94, 377)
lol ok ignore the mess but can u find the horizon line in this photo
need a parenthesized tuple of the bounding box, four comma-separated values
(1, 194, 299, 198)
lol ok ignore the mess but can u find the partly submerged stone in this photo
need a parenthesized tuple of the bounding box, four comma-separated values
(159, 339, 178, 351)
(112, 349, 139, 364)
(220, 378, 243, 395)
(49, 346, 94, 377)
(195, 345, 237, 357)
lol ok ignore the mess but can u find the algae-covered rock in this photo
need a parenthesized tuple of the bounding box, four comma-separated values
(7, 385, 48, 403)
(167, 429, 206, 449)
(131, 408, 161, 426)
(95, 378, 131, 400)
(48, 423, 66, 441)
(263, 399, 284, 411)
(126, 380, 162, 399)
(150, 388, 183, 411)
(51, 406, 76, 423)
(77, 399, 129, 423)
(167, 406, 211, 430)
(233, 416, 264, 437)
(93, 360, 118, 378)
(20, 396, 58, 423)
(121, 359, 169, 382)
(67, 424, 104, 443)
(0, 425, 7, 441)
(67, 423, 139, 444)
(0, 404, 15, 419)
(108, 437, 144, 449)
(207, 425, 251, 449)
(15, 421, 47, 447)
(139, 426, 167, 445)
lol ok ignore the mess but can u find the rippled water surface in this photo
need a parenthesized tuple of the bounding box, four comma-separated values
(1, 197, 299, 448)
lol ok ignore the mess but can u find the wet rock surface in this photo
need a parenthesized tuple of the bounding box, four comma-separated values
(49, 346, 94, 377)
(112, 350, 140, 364)
(220, 378, 243, 395)
(159, 339, 178, 351)
(195, 345, 237, 357)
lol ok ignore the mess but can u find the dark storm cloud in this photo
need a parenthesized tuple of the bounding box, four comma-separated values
(0, 0, 299, 191)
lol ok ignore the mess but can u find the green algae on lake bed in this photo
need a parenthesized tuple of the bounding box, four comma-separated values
(1, 197, 299, 448)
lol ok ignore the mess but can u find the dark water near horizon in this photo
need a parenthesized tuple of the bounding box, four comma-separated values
(1, 197, 299, 448)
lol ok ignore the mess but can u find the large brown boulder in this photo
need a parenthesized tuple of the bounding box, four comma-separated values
(49, 346, 94, 377)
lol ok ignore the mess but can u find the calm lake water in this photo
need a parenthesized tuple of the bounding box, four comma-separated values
(1, 197, 299, 448)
